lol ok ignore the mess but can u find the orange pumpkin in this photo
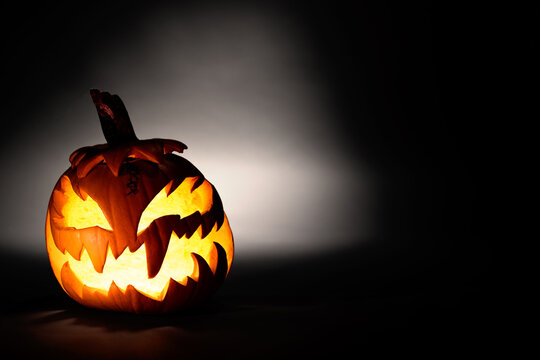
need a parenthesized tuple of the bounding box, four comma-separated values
(45, 90, 234, 313)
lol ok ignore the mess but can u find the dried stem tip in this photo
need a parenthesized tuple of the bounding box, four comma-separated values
(90, 89, 138, 146)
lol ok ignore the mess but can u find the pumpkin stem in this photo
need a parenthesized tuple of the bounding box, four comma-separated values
(90, 89, 138, 146)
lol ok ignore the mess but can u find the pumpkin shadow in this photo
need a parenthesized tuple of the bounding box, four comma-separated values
(1, 238, 492, 358)
(18, 237, 442, 333)
(28, 296, 239, 332)
(4, 241, 381, 335)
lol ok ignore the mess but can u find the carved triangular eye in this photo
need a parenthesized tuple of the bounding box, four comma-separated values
(57, 176, 113, 231)
(137, 176, 213, 234)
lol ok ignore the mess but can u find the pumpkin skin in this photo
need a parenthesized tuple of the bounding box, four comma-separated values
(45, 90, 234, 313)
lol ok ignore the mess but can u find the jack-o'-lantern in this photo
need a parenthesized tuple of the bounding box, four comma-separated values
(45, 90, 234, 313)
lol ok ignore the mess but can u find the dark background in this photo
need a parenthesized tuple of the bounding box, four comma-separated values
(1, 0, 495, 357)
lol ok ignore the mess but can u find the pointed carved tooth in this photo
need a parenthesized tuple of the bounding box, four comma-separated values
(71, 281, 122, 312)
(137, 215, 178, 278)
(128, 233, 145, 253)
(71, 181, 88, 201)
(80, 227, 112, 272)
(109, 234, 130, 259)
(78, 186, 89, 201)
(190, 253, 203, 281)
(191, 176, 204, 192)
(184, 211, 202, 239)
(189, 242, 229, 303)
(123, 284, 164, 314)
(162, 180, 173, 196)
(211, 185, 225, 230)
(107, 219, 134, 259)
(160, 278, 194, 312)
(63, 230, 83, 260)
(200, 212, 215, 239)
(159, 279, 173, 299)
(173, 218, 187, 239)
(187, 252, 213, 302)
(107, 281, 127, 311)
(102, 147, 131, 176)
(50, 224, 83, 260)
(161, 178, 185, 198)
(165, 178, 185, 196)
(108, 281, 123, 296)
(159, 155, 202, 183)
(123, 284, 140, 310)
(122, 285, 142, 313)
(212, 242, 229, 282)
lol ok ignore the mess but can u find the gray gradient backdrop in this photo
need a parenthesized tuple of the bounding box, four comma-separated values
(0, 2, 496, 356)
(0, 3, 374, 259)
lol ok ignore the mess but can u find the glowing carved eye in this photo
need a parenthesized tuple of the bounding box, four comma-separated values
(57, 176, 112, 231)
(137, 177, 213, 234)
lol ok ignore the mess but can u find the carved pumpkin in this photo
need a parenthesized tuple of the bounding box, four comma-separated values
(45, 90, 234, 313)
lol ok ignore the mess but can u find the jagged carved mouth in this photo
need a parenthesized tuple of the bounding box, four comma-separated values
(46, 174, 233, 302)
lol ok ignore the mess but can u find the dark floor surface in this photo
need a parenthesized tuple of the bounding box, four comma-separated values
(0, 1, 500, 357)
(1, 235, 493, 359)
